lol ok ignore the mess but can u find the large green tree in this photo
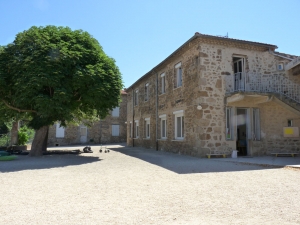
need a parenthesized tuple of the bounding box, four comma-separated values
(0, 26, 123, 156)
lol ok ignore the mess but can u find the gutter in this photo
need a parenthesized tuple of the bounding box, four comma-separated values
(132, 87, 134, 147)
(155, 71, 158, 151)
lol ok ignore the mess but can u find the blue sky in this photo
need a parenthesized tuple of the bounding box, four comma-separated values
(1, 0, 299, 88)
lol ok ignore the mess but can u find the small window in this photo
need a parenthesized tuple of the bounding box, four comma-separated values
(161, 73, 166, 94)
(278, 63, 284, 71)
(134, 89, 139, 106)
(159, 114, 167, 139)
(145, 83, 149, 101)
(56, 122, 65, 138)
(175, 62, 182, 88)
(288, 119, 293, 127)
(112, 107, 120, 117)
(145, 118, 150, 138)
(173, 110, 184, 139)
(134, 120, 139, 138)
(112, 125, 120, 136)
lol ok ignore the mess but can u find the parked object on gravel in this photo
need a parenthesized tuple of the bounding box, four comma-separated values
(83, 146, 93, 153)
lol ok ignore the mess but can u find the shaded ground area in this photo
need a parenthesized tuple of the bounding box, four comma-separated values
(1, 144, 299, 224)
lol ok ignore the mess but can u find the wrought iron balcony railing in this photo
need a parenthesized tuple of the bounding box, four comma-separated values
(225, 73, 300, 104)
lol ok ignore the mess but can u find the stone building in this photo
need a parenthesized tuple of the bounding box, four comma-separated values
(48, 90, 127, 146)
(126, 32, 300, 157)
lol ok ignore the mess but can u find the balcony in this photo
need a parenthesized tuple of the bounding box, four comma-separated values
(225, 73, 300, 104)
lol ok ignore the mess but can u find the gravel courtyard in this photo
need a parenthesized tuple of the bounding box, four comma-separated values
(1, 144, 299, 225)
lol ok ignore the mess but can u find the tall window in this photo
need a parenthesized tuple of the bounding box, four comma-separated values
(175, 62, 182, 88)
(112, 107, 119, 117)
(134, 89, 139, 106)
(252, 108, 260, 140)
(112, 125, 120, 136)
(159, 114, 167, 139)
(145, 83, 149, 101)
(145, 118, 150, 138)
(173, 110, 184, 139)
(56, 122, 65, 138)
(226, 108, 232, 140)
(161, 73, 165, 94)
(134, 120, 139, 138)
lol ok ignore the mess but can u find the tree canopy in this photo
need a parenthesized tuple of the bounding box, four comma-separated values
(0, 26, 123, 155)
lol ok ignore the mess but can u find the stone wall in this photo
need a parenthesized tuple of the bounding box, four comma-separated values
(48, 93, 127, 146)
(127, 35, 300, 157)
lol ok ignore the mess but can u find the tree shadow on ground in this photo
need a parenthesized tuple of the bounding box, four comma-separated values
(0, 154, 101, 173)
(110, 146, 283, 174)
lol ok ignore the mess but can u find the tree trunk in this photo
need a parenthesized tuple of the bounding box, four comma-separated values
(10, 121, 19, 145)
(29, 126, 49, 156)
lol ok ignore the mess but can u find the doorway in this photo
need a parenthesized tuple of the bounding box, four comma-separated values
(236, 108, 247, 156)
(233, 57, 245, 91)
(80, 126, 87, 143)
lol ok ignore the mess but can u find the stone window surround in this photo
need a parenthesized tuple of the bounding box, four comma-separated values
(175, 62, 182, 88)
(144, 118, 150, 139)
(134, 119, 139, 138)
(134, 89, 139, 106)
(159, 114, 167, 139)
(173, 110, 184, 140)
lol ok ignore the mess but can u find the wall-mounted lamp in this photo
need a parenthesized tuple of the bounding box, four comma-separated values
(197, 104, 202, 110)
(125, 122, 127, 124)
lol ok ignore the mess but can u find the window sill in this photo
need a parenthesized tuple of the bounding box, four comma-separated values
(173, 86, 182, 90)
(159, 93, 166, 96)
(143, 138, 150, 140)
(172, 139, 184, 142)
(133, 138, 139, 139)
(158, 138, 167, 141)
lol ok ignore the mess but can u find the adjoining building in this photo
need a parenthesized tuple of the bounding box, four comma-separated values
(126, 32, 300, 157)
(47, 90, 127, 146)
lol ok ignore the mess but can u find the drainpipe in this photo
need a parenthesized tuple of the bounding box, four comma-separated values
(268, 48, 293, 61)
(155, 71, 158, 151)
(132, 87, 134, 147)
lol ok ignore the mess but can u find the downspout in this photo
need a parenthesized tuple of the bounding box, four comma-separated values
(155, 71, 158, 151)
(132, 87, 134, 147)
(268, 48, 293, 61)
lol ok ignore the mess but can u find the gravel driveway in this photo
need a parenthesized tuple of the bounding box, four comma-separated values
(1, 144, 299, 225)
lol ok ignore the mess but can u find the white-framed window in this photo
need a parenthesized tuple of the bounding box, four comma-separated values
(161, 73, 166, 94)
(134, 120, 139, 138)
(56, 122, 65, 138)
(226, 107, 232, 140)
(145, 83, 149, 101)
(173, 110, 184, 139)
(145, 118, 150, 138)
(134, 89, 139, 106)
(252, 108, 261, 141)
(112, 107, 119, 117)
(112, 124, 120, 136)
(159, 114, 167, 139)
(175, 62, 182, 88)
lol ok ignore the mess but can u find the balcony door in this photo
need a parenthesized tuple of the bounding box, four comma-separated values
(233, 57, 245, 91)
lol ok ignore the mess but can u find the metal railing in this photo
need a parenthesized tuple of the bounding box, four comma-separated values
(225, 72, 300, 104)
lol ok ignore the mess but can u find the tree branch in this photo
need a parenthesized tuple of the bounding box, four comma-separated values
(2, 100, 37, 113)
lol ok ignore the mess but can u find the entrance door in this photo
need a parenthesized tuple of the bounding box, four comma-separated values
(80, 126, 87, 143)
(233, 57, 245, 91)
(236, 108, 247, 156)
